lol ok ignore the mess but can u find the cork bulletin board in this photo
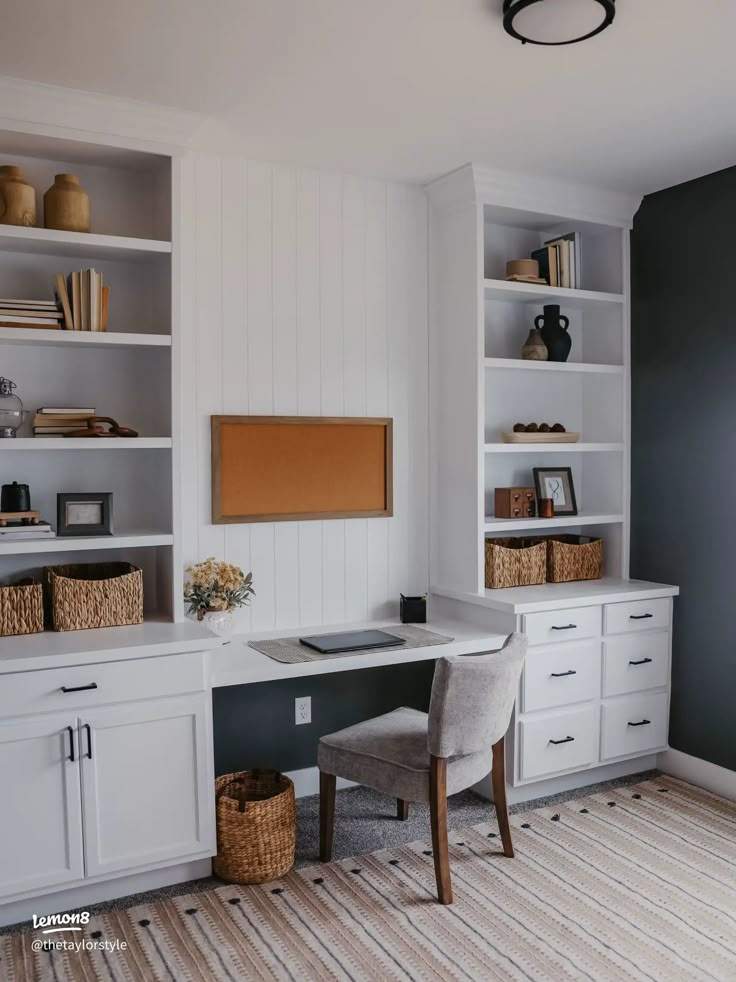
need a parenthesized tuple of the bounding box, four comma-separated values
(211, 416, 393, 524)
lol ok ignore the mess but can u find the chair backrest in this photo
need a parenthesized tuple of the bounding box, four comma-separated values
(427, 633, 527, 758)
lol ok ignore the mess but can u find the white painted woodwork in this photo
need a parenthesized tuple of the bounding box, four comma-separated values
(0, 715, 84, 899)
(80, 694, 213, 877)
(522, 605, 602, 646)
(0, 531, 173, 556)
(604, 597, 671, 635)
(0, 328, 170, 348)
(519, 704, 599, 781)
(181, 157, 429, 630)
(600, 692, 669, 760)
(603, 633, 670, 697)
(522, 640, 601, 713)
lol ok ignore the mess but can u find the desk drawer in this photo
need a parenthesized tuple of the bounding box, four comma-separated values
(604, 598, 670, 635)
(520, 705, 598, 780)
(601, 692, 669, 760)
(523, 606, 601, 646)
(0, 651, 207, 719)
(603, 633, 669, 697)
(522, 640, 601, 713)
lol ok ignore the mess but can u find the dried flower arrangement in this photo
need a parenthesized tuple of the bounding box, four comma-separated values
(184, 557, 254, 620)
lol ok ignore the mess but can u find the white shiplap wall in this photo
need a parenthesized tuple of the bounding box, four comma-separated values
(179, 155, 429, 632)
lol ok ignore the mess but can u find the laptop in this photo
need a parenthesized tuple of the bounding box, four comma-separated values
(299, 629, 406, 655)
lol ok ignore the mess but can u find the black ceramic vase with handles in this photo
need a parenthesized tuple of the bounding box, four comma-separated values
(535, 304, 571, 362)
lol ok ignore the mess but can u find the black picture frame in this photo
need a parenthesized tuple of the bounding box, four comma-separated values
(532, 467, 577, 517)
(57, 492, 113, 537)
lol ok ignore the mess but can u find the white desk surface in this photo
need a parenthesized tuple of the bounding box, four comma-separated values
(211, 618, 508, 688)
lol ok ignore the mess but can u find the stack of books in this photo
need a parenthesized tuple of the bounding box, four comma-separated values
(33, 407, 96, 438)
(532, 232, 581, 289)
(55, 270, 109, 331)
(0, 298, 63, 330)
(0, 520, 55, 541)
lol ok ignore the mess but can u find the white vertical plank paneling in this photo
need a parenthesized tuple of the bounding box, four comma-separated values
(319, 173, 346, 624)
(272, 165, 300, 627)
(221, 156, 253, 633)
(247, 161, 276, 630)
(296, 170, 324, 625)
(194, 155, 226, 562)
(364, 180, 391, 619)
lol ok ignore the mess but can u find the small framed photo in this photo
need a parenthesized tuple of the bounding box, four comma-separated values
(532, 467, 577, 517)
(57, 492, 113, 537)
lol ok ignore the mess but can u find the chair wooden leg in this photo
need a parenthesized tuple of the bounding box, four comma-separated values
(492, 736, 514, 858)
(429, 755, 453, 904)
(397, 798, 409, 821)
(319, 771, 336, 862)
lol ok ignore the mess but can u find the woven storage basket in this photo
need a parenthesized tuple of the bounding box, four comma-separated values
(45, 562, 143, 632)
(547, 535, 603, 583)
(485, 537, 547, 589)
(0, 579, 43, 636)
(214, 770, 296, 884)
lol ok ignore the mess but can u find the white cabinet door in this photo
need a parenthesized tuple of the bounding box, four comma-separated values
(0, 715, 84, 900)
(80, 694, 215, 878)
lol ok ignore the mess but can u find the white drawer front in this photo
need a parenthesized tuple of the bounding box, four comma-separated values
(603, 633, 669, 697)
(604, 598, 670, 635)
(520, 705, 599, 780)
(0, 651, 207, 719)
(523, 606, 601, 646)
(522, 640, 601, 713)
(601, 692, 669, 760)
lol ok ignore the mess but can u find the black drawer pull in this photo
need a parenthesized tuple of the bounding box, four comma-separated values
(630, 613, 653, 620)
(61, 682, 98, 693)
(550, 669, 577, 678)
(549, 736, 575, 745)
(66, 725, 75, 762)
(84, 723, 93, 759)
(629, 657, 653, 666)
(627, 719, 651, 727)
(551, 624, 577, 631)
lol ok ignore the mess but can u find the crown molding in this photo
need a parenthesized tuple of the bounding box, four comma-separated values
(426, 162, 641, 228)
(0, 76, 204, 155)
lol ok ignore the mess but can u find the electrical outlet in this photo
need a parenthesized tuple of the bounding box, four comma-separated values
(295, 696, 311, 725)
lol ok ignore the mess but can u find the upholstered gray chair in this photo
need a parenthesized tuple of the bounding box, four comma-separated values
(318, 632, 527, 904)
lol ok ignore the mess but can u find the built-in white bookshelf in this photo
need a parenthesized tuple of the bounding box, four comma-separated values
(427, 164, 637, 604)
(0, 131, 179, 620)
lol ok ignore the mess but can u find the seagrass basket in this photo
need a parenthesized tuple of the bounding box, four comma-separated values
(45, 562, 143, 632)
(547, 535, 603, 583)
(0, 578, 43, 636)
(214, 770, 296, 884)
(485, 537, 547, 589)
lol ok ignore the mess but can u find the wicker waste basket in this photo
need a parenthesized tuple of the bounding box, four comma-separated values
(214, 770, 296, 884)
(0, 578, 43, 637)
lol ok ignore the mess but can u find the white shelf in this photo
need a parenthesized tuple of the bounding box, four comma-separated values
(0, 438, 172, 450)
(484, 279, 624, 309)
(484, 513, 624, 533)
(484, 357, 623, 375)
(0, 327, 171, 349)
(0, 225, 171, 262)
(0, 531, 173, 556)
(484, 442, 624, 454)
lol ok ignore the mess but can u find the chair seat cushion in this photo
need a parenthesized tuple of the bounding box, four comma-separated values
(318, 707, 490, 802)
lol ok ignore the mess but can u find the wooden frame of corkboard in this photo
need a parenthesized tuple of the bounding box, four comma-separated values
(211, 415, 393, 524)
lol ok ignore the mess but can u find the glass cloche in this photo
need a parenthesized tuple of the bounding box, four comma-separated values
(0, 377, 25, 438)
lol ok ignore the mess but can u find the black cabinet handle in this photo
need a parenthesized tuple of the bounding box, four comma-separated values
(630, 613, 653, 620)
(84, 724, 93, 759)
(629, 657, 653, 666)
(551, 624, 577, 631)
(627, 719, 651, 727)
(66, 726, 75, 762)
(549, 736, 575, 745)
(550, 670, 577, 678)
(61, 682, 98, 694)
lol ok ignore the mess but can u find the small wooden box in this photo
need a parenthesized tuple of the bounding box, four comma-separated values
(494, 487, 536, 519)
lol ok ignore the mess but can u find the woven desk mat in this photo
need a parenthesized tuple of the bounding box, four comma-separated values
(248, 625, 454, 664)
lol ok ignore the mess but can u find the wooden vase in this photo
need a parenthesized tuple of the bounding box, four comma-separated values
(521, 327, 548, 361)
(43, 173, 90, 233)
(0, 166, 36, 227)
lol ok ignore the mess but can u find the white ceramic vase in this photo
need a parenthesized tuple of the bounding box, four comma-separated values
(197, 608, 235, 639)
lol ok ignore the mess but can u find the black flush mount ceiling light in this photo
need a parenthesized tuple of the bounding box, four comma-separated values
(503, 0, 615, 45)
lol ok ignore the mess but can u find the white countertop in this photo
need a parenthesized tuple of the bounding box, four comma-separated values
(211, 618, 508, 688)
(0, 619, 225, 674)
(433, 578, 679, 614)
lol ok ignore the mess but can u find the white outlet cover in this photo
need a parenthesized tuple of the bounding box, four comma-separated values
(295, 696, 311, 725)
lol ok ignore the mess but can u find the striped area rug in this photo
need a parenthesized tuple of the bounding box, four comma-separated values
(2, 775, 735, 981)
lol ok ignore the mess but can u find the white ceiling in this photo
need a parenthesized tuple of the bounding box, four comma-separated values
(2, 0, 736, 194)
